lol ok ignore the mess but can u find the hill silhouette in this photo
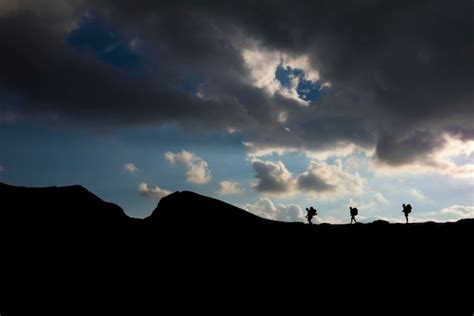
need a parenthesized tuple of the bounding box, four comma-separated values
(146, 190, 271, 226)
(1, 182, 473, 312)
(0, 182, 130, 230)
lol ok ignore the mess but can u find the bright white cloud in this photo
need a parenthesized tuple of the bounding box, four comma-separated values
(240, 47, 280, 92)
(217, 181, 243, 196)
(165, 150, 212, 184)
(244, 197, 304, 222)
(122, 162, 138, 174)
(243, 141, 372, 162)
(186, 160, 211, 184)
(138, 182, 171, 200)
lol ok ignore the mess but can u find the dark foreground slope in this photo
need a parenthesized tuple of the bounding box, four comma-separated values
(1, 182, 473, 312)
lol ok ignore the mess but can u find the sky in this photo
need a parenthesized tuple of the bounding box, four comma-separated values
(0, 0, 473, 222)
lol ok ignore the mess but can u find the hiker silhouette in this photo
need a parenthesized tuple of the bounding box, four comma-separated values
(402, 203, 412, 224)
(349, 206, 358, 224)
(305, 207, 317, 224)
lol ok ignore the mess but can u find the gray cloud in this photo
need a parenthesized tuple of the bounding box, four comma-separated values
(251, 159, 294, 193)
(375, 130, 446, 166)
(297, 160, 365, 196)
(0, 8, 249, 130)
(297, 172, 334, 192)
(252, 159, 365, 198)
(1, 0, 472, 167)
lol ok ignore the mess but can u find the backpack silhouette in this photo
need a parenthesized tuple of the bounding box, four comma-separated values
(403, 204, 412, 214)
(351, 207, 358, 216)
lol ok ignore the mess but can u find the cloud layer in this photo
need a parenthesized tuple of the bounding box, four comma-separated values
(251, 159, 295, 193)
(251, 158, 365, 198)
(441, 205, 474, 219)
(1, 0, 472, 175)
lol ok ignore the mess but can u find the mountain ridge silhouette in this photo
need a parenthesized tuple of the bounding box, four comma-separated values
(1, 182, 473, 312)
(2, 182, 472, 228)
(146, 190, 271, 225)
(2, 182, 474, 232)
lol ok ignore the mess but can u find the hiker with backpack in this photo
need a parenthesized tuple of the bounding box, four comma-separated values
(349, 206, 358, 224)
(402, 203, 412, 224)
(305, 207, 317, 224)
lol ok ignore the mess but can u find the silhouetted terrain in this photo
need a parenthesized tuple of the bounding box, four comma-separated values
(147, 190, 271, 226)
(0, 182, 129, 227)
(1, 182, 472, 312)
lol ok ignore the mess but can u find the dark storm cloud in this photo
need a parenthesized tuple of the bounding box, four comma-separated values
(375, 130, 446, 166)
(0, 7, 249, 129)
(0, 0, 473, 165)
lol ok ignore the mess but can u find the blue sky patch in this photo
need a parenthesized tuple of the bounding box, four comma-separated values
(275, 64, 323, 103)
(68, 17, 142, 71)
